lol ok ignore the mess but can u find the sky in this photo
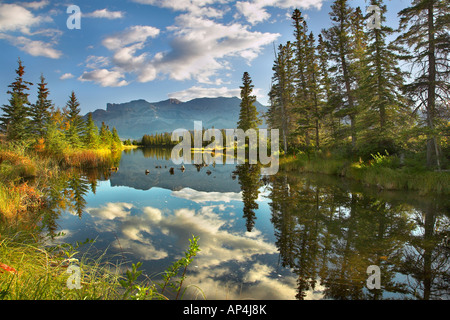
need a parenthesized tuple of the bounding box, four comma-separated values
(0, 0, 411, 115)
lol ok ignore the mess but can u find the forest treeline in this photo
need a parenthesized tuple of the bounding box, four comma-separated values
(0, 59, 122, 154)
(267, 0, 449, 169)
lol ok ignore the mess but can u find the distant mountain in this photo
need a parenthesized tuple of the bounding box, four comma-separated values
(86, 97, 268, 140)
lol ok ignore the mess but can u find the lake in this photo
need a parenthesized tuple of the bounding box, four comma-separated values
(49, 147, 450, 300)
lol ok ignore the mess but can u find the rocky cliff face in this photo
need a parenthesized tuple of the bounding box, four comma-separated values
(86, 97, 267, 139)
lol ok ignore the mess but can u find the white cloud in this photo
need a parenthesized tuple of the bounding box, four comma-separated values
(168, 86, 240, 101)
(0, 3, 47, 33)
(0, 2, 61, 59)
(0, 34, 62, 58)
(132, 0, 228, 18)
(168, 85, 266, 101)
(152, 14, 280, 83)
(83, 8, 125, 19)
(80, 25, 161, 85)
(78, 68, 128, 87)
(59, 73, 74, 80)
(102, 25, 161, 51)
(84, 55, 110, 69)
(172, 187, 242, 203)
(21, 0, 50, 10)
(235, 1, 270, 25)
(86, 202, 134, 220)
(236, 0, 324, 25)
(79, 8, 278, 87)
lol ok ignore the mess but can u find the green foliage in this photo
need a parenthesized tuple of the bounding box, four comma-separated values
(0, 58, 33, 141)
(30, 74, 51, 138)
(83, 113, 100, 149)
(159, 235, 201, 299)
(266, 0, 450, 169)
(0, 234, 201, 300)
(238, 72, 261, 131)
(141, 132, 176, 147)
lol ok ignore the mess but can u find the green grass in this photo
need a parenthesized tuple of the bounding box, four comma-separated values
(279, 153, 450, 195)
(0, 234, 201, 300)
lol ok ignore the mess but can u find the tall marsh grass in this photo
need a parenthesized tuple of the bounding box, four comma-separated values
(0, 234, 201, 300)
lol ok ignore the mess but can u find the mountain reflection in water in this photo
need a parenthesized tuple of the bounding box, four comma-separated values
(48, 148, 449, 300)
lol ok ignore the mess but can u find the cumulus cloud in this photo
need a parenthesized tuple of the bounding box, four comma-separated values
(168, 85, 265, 101)
(172, 188, 242, 203)
(0, 34, 62, 58)
(85, 202, 134, 220)
(0, 3, 46, 33)
(102, 25, 160, 51)
(0, 2, 61, 58)
(78, 68, 128, 87)
(168, 86, 241, 101)
(236, 0, 324, 25)
(132, 0, 227, 18)
(59, 73, 74, 80)
(79, 25, 160, 86)
(83, 8, 125, 19)
(20, 1, 50, 10)
(152, 14, 280, 83)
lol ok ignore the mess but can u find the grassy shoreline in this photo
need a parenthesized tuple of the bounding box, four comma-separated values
(0, 142, 202, 300)
(279, 153, 449, 195)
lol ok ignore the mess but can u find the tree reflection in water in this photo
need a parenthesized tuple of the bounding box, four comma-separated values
(40, 152, 121, 237)
(267, 172, 449, 300)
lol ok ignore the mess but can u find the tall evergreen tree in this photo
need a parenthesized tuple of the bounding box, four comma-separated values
(84, 113, 100, 149)
(358, 0, 410, 157)
(111, 127, 122, 151)
(99, 122, 112, 147)
(397, 0, 450, 169)
(292, 10, 313, 148)
(237, 72, 261, 131)
(323, 0, 358, 150)
(305, 32, 323, 150)
(65, 91, 84, 149)
(317, 34, 337, 145)
(0, 58, 33, 141)
(268, 42, 296, 151)
(30, 74, 52, 138)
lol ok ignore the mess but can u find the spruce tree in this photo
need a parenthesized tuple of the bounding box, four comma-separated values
(397, 0, 450, 169)
(358, 0, 409, 158)
(84, 113, 100, 149)
(322, 0, 358, 150)
(237, 72, 261, 131)
(305, 32, 323, 150)
(0, 58, 33, 141)
(99, 122, 112, 148)
(111, 127, 122, 151)
(292, 10, 312, 148)
(317, 34, 337, 144)
(30, 74, 52, 138)
(65, 91, 84, 149)
(268, 43, 296, 152)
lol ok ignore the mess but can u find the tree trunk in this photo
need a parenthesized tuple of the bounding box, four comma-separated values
(426, 1, 441, 170)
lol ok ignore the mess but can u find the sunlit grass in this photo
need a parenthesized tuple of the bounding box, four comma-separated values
(279, 153, 450, 195)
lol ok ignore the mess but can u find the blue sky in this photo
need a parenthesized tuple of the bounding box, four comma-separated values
(0, 0, 410, 115)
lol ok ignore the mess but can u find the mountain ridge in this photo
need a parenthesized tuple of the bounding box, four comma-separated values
(86, 96, 267, 140)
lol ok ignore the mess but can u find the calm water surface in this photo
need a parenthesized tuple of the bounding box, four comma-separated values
(51, 148, 450, 300)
